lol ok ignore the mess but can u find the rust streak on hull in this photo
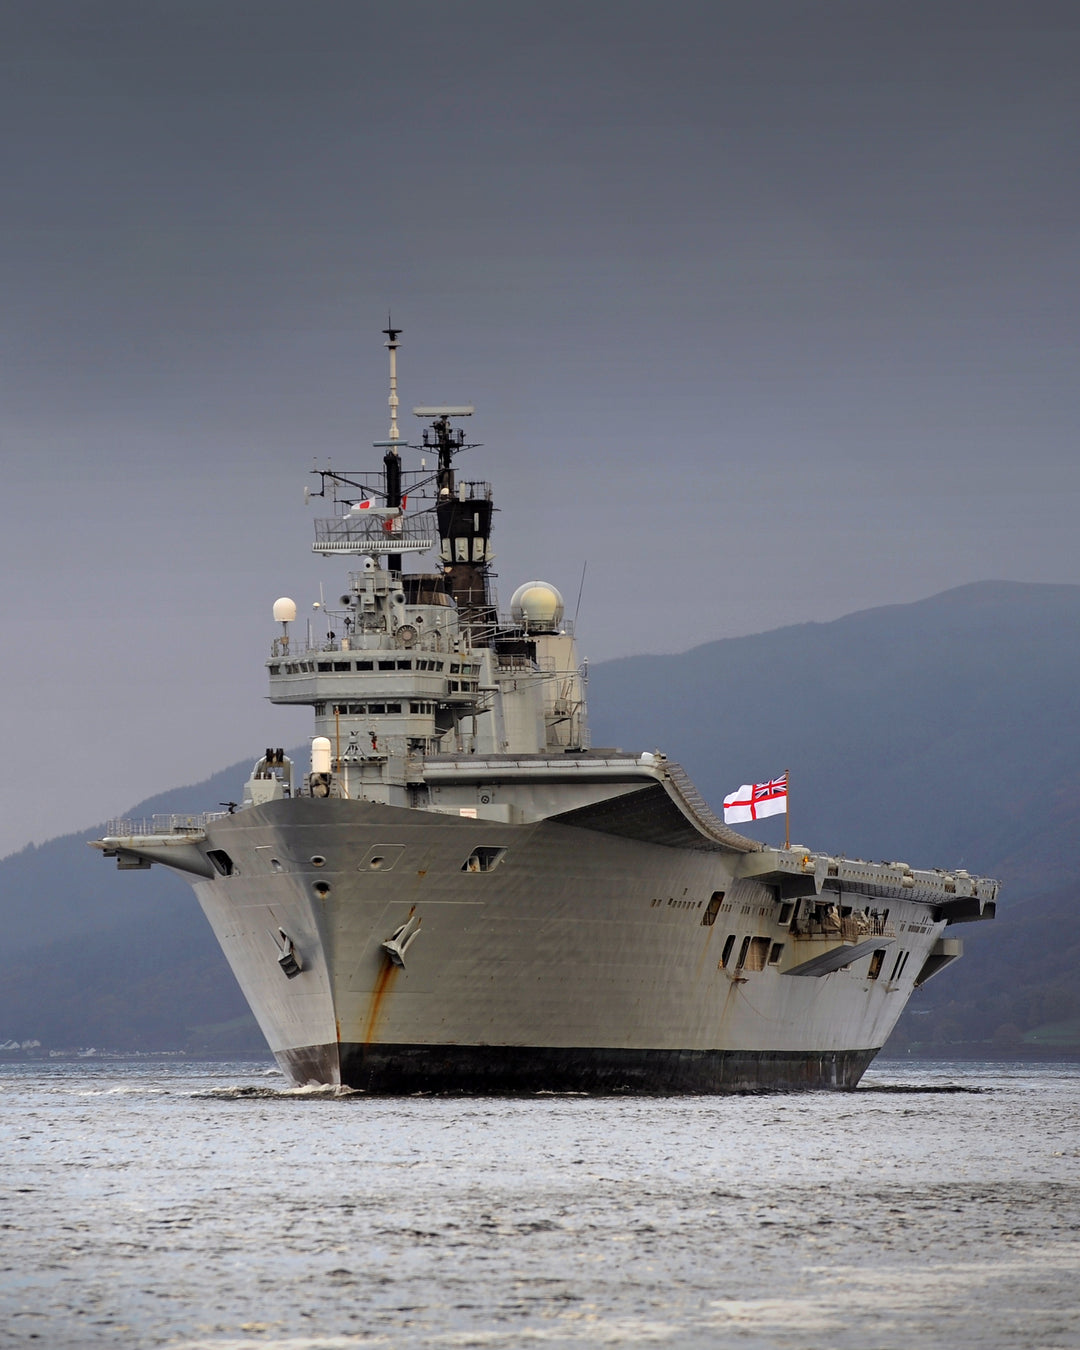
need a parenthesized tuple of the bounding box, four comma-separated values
(361, 959, 398, 1047)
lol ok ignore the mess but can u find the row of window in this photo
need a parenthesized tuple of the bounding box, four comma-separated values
(852, 948, 911, 981)
(884, 949, 912, 981)
(716, 936, 913, 981)
(719, 934, 785, 972)
(326, 702, 439, 716)
(271, 658, 481, 676)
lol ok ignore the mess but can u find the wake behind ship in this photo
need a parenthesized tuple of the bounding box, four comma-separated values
(93, 329, 997, 1091)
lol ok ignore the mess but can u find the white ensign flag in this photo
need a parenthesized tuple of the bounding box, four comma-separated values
(723, 774, 788, 824)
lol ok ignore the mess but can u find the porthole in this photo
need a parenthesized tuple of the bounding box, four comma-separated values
(310, 855, 327, 868)
(270, 858, 284, 873)
(369, 856, 385, 870)
(313, 881, 331, 897)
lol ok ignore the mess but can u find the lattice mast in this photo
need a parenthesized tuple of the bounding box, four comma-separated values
(420, 410, 495, 637)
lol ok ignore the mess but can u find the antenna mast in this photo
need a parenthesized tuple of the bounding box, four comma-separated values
(381, 319, 404, 572)
(383, 317, 402, 444)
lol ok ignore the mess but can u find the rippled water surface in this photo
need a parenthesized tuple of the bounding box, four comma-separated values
(2, 1059, 1079, 1349)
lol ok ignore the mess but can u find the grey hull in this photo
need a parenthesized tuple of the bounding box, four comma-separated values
(280, 1042, 880, 1094)
(98, 791, 989, 1093)
(168, 796, 965, 1093)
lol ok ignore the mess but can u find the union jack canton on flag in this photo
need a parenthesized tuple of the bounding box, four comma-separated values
(722, 774, 788, 825)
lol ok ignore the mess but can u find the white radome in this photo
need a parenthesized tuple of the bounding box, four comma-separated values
(273, 597, 298, 624)
(510, 581, 564, 632)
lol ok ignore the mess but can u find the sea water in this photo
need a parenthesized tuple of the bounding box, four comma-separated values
(1, 1059, 1078, 1349)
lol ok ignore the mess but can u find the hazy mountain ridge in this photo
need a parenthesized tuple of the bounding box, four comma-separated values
(0, 757, 271, 1051)
(589, 580, 1080, 886)
(3, 581, 1078, 1052)
(884, 875, 1080, 1055)
(2, 758, 265, 956)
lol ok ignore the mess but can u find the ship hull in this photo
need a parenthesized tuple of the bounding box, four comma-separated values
(183, 797, 941, 1092)
(283, 1041, 878, 1094)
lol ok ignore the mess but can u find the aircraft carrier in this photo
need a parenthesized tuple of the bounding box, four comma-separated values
(93, 329, 997, 1091)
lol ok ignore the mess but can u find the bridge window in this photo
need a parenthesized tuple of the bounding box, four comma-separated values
(867, 949, 886, 980)
(768, 942, 784, 965)
(396, 660, 412, 670)
(357, 660, 373, 671)
(702, 892, 724, 926)
(318, 662, 332, 672)
(719, 934, 736, 967)
(378, 661, 395, 671)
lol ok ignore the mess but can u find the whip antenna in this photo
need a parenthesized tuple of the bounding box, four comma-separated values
(574, 561, 588, 627)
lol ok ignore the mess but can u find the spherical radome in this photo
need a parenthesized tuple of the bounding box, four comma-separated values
(273, 597, 298, 623)
(510, 581, 565, 632)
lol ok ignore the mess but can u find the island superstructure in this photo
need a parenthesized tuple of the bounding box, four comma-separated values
(92, 330, 998, 1091)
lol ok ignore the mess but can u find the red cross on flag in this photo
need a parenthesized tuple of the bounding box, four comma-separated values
(723, 774, 788, 824)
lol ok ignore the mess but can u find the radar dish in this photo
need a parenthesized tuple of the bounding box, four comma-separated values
(273, 597, 298, 623)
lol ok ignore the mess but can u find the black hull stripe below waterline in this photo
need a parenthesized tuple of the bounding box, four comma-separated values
(277, 1043, 881, 1094)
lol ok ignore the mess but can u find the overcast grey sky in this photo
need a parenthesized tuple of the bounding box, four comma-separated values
(2, 0, 1077, 856)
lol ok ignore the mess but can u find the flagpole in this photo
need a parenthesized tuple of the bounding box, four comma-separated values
(785, 768, 790, 850)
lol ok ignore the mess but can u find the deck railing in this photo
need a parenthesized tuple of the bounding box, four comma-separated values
(792, 913, 897, 942)
(104, 812, 228, 837)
